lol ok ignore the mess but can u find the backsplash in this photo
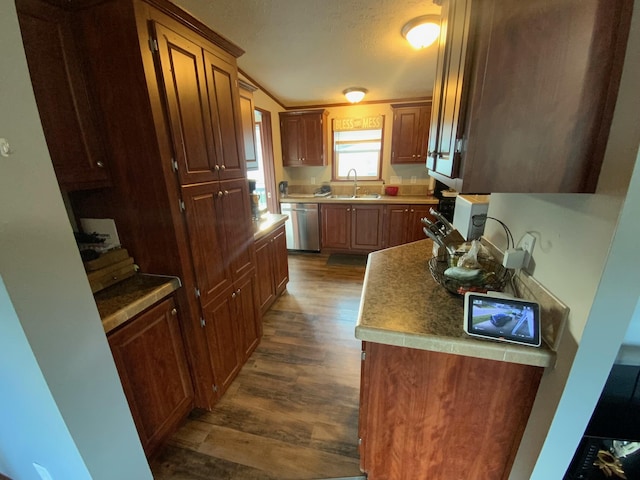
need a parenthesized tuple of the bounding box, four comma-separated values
(286, 182, 434, 197)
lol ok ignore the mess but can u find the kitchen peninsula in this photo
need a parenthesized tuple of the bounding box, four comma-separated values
(356, 239, 554, 479)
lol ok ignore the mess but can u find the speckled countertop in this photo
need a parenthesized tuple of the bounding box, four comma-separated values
(95, 274, 181, 334)
(355, 240, 556, 367)
(279, 195, 439, 205)
(253, 213, 288, 240)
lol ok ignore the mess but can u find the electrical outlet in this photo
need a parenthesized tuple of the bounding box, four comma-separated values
(411, 176, 417, 184)
(310, 177, 316, 185)
(521, 233, 536, 266)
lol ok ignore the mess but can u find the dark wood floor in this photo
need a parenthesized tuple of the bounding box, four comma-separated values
(150, 253, 367, 480)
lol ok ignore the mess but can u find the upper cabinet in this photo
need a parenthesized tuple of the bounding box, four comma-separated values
(17, 0, 111, 191)
(153, 21, 246, 184)
(427, 0, 633, 193)
(391, 103, 432, 164)
(279, 110, 328, 166)
(238, 80, 259, 171)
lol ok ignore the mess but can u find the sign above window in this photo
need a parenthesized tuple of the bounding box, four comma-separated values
(333, 116, 384, 132)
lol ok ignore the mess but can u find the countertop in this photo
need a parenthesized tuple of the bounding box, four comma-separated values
(253, 213, 288, 241)
(279, 194, 439, 205)
(95, 274, 181, 334)
(355, 239, 556, 367)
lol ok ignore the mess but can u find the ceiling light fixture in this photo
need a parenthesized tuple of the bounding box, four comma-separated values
(343, 87, 368, 104)
(402, 15, 441, 49)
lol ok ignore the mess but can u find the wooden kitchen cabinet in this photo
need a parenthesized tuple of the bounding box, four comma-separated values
(321, 204, 384, 253)
(428, 0, 632, 193)
(390, 103, 432, 164)
(279, 110, 328, 166)
(255, 224, 289, 315)
(51, 0, 255, 410)
(383, 204, 436, 248)
(359, 341, 543, 479)
(108, 295, 193, 457)
(154, 21, 245, 184)
(17, 0, 111, 191)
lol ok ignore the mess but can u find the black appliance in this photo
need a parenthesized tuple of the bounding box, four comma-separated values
(433, 179, 455, 222)
(278, 180, 288, 197)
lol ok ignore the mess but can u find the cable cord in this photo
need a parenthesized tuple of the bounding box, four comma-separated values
(472, 214, 515, 250)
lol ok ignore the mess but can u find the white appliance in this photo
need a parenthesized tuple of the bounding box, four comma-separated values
(452, 194, 490, 240)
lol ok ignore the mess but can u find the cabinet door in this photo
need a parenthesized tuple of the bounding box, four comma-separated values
(280, 115, 303, 166)
(407, 206, 436, 243)
(429, 0, 473, 178)
(254, 235, 276, 315)
(235, 273, 262, 360)
(203, 48, 245, 180)
(108, 296, 193, 456)
(154, 22, 219, 185)
(391, 107, 423, 164)
(321, 204, 351, 250)
(182, 182, 232, 307)
(301, 113, 326, 166)
(202, 292, 242, 396)
(384, 205, 410, 248)
(272, 226, 289, 295)
(351, 205, 384, 251)
(17, 0, 110, 191)
(219, 178, 255, 280)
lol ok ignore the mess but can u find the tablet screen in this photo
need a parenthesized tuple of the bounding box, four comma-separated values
(464, 293, 541, 347)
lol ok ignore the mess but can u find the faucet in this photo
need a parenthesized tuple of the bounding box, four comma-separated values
(346, 168, 358, 198)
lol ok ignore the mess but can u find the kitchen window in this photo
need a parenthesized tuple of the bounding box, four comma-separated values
(332, 116, 384, 180)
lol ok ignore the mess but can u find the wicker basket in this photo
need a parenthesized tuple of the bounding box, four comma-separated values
(428, 254, 509, 296)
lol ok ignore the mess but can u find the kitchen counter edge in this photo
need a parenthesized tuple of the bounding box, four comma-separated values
(355, 240, 556, 368)
(253, 213, 288, 241)
(96, 274, 182, 334)
(279, 195, 439, 205)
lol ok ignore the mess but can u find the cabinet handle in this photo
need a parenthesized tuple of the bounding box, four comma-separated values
(347, 208, 351, 212)
(236, 288, 241, 295)
(96, 161, 104, 168)
(217, 191, 224, 198)
(411, 209, 415, 213)
(220, 164, 226, 171)
(171, 308, 177, 316)
(215, 164, 220, 171)
(231, 292, 236, 299)
(223, 190, 229, 196)
(405, 209, 409, 212)
(412, 154, 416, 158)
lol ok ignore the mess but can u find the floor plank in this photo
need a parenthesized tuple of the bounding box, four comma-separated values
(151, 252, 366, 479)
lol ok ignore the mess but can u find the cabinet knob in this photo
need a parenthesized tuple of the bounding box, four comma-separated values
(217, 191, 224, 197)
(215, 164, 220, 171)
(220, 164, 226, 171)
(405, 209, 409, 212)
(223, 190, 229, 196)
(412, 154, 416, 158)
(96, 161, 104, 168)
(236, 288, 241, 295)
(231, 292, 236, 299)
(347, 208, 351, 212)
(171, 308, 177, 316)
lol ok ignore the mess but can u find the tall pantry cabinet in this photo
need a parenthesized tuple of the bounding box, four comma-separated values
(44, 0, 258, 410)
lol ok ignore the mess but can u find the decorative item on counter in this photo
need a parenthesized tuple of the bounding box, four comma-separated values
(428, 240, 508, 296)
(385, 185, 399, 196)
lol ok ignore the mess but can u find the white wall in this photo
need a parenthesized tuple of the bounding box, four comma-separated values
(0, 4, 152, 479)
(481, 3, 640, 477)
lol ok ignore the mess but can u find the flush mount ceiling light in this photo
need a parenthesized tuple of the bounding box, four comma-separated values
(343, 87, 368, 104)
(402, 15, 441, 49)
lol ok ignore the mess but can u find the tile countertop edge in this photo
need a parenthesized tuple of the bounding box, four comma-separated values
(354, 239, 556, 368)
(253, 213, 288, 241)
(100, 275, 181, 334)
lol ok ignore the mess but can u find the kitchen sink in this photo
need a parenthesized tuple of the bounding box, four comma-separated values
(330, 193, 382, 199)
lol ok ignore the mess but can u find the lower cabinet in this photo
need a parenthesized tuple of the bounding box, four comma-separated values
(255, 224, 289, 315)
(201, 273, 261, 397)
(359, 341, 543, 480)
(384, 204, 436, 248)
(321, 204, 384, 252)
(107, 295, 193, 457)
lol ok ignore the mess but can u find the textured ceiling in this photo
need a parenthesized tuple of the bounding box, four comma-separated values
(172, 0, 442, 107)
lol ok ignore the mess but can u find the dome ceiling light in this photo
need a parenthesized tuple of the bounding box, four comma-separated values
(402, 15, 441, 49)
(343, 87, 368, 104)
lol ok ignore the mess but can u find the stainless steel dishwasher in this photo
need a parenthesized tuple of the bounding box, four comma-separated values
(280, 203, 320, 251)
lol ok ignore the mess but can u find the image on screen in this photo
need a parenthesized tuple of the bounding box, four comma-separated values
(469, 297, 539, 344)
